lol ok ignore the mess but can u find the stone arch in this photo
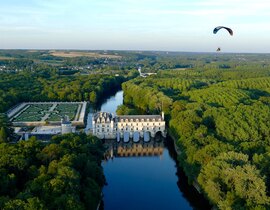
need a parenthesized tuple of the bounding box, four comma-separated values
(98, 133, 105, 139)
(133, 131, 140, 143)
(123, 131, 130, 143)
(143, 131, 151, 142)
(117, 132, 121, 142)
(154, 131, 163, 142)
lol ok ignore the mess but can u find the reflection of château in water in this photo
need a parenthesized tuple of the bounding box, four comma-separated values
(104, 140, 164, 158)
(92, 112, 166, 142)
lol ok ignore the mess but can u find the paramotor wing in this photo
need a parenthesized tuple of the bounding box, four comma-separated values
(213, 26, 233, 36)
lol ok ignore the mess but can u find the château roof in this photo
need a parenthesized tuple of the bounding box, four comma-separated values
(93, 112, 164, 124)
(118, 115, 162, 122)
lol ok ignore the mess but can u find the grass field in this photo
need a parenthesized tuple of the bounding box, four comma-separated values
(0, 56, 15, 60)
(49, 51, 121, 59)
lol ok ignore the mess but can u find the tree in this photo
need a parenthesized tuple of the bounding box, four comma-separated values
(89, 91, 97, 103)
(198, 152, 269, 209)
(0, 127, 7, 143)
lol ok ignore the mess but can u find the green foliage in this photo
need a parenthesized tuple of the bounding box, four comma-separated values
(122, 80, 173, 114)
(0, 114, 14, 142)
(89, 91, 97, 103)
(116, 105, 138, 115)
(121, 61, 270, 209)
(0, 127, 7, 143)
(198, 152, 269, 209)
(0, 70, 126, 113)
(0, 134, 105, 210)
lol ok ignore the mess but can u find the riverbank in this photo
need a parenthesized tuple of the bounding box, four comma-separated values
(167, 128, 181, 156)
(167, 128, 203, 192)
(167, 128, 215, 210)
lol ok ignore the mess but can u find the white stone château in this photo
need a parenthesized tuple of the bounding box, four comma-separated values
(92, 112, 166, 142)
(92, 112, 116, 139)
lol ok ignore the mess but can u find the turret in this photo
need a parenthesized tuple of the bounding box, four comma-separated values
(61, 115, 72, 134)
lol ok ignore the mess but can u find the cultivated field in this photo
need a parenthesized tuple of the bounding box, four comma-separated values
(0, 56, 15, 60)
(49, 51, 122, 59)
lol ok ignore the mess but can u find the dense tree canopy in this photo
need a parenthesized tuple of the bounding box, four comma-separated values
(0, 68, 126, 113)
(0, 134, 105, 210)
(121, 62, 270, 209)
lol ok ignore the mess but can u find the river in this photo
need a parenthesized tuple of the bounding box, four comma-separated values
(86, 90, 211, 210)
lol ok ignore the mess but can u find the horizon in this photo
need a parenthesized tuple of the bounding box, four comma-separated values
(1, 49, 270, 55)
(1, 0, 270, 53)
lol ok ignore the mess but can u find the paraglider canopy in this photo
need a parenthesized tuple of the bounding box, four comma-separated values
(213, 26, 233, 36)
(216, 47, 221, 52)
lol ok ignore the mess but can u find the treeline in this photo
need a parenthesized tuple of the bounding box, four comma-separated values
(3, 50, 270, 73)
(0, 114, 13, 143)
(0, 69, 126, 113)
(0, 133, 105, 210)
(121, 66, 270, 209)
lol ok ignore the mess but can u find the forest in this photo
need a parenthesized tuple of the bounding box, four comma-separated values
(2, 49, 270, 72)
(2, 50, 270, 209)
(0, 64, 127, 113)
(0, 134, 105, 210)
(120, 58, 270, 209)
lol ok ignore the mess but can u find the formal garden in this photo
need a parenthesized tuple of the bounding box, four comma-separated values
(11, 103, 81, 123)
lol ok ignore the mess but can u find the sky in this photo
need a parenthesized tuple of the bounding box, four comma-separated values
(1, 0, 270, 53)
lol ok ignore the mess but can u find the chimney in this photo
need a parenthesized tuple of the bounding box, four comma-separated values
(161, 112, 164, 120)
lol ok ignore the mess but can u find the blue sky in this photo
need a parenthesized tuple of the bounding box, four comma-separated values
(1, 0, 270, 52)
